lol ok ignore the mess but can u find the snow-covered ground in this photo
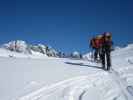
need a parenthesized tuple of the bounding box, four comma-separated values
(0, 48, 48, 59)
(0, 44, 133, 100)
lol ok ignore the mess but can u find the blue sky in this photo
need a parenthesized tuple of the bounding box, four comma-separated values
(0, 0, 133, 53)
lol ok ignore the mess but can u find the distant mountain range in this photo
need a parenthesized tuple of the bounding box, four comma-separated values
(0, 40, 83, 59)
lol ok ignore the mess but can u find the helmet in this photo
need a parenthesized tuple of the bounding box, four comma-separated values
(96, 34, 103, 39)
(103, 32, 112, 41)
(103, 32, 112, 37)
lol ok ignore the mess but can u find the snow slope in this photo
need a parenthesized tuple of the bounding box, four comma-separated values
(0, 48, 48, 59)
(0, 44, 133, 100)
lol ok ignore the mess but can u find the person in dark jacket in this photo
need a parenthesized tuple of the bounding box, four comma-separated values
(101, 32, 113, 71)
(94, 35, 103, 62)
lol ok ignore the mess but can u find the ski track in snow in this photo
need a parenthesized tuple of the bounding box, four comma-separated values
(17, 70, 100, 100)
(17, 75, 95, 100)
(109, 69, 133, 100)
(17, 67, 133, 100)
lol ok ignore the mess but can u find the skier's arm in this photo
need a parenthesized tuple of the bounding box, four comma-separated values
(89, 39, 92, 48)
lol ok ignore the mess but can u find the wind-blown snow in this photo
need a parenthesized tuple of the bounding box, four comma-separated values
(0, 43, 133, 100)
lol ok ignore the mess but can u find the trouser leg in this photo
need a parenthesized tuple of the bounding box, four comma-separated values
(94, 49, 98, 61)
(99, 48, 102, 62)
(91, 50, 94, 62)
(101, 51, 105, 69)
(106, 51, 111, 71)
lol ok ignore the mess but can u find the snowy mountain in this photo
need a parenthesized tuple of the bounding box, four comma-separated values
(1, 40, 59, 58)
(0, 43, 133, 100)
(1, 40, 83, 59)
(71, 51, 82, 59)
(3, 40, 28, 53)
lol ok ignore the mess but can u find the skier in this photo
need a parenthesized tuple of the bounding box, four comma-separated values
(101, 32, 113, 71)
(90, 35, 103, 62)
(94, 34, 103, 62)
(89, 37, 97, 61)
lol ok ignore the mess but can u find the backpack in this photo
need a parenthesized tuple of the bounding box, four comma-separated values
(90, 38, 96, 48)
(95, 35, 104, 48)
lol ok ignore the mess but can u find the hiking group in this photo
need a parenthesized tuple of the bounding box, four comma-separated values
(90, 32, 113, 71)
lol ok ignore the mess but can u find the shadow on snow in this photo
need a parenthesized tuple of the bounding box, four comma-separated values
(65, 62, 102, 70)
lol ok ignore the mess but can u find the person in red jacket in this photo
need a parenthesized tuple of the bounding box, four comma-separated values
(94, 35, 104, 62)
(90, 34, 103, 62)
